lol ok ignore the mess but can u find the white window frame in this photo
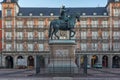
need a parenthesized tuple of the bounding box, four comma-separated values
(81, 43, 87, 51)
(17, 44, 23, 51)
(28, 32, 33, 39)
(81, 20, 87, 27)
(114, 20, 119, 27)
(17, 32, 23, 40)
(6, 32, 12, 40)
(38, 21, 44, 28)
(39, 44, 44, 51)
(17, 21, 23, 28)
(28, 44, 33, 51)
(102, 31, 109, 39)
(91, 20, 98, 27)
(102, 43, 109, 51)
(27, 21, 34, 28)
(102, 21, 108, 28)
(81, 31, 86, 39)
(6, 21, 12, 28)
(38, 32, 44, 39)
(92, 32, 98, 39)
(6, 44, 12, 51)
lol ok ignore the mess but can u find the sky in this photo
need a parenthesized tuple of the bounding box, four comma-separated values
(0, 0, 108, 9)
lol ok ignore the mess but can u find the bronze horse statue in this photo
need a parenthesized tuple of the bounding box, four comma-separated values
(49, 14, 79, 39)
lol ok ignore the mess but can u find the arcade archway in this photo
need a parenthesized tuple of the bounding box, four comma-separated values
(102, 55, 108, 68)
(112, 55, 120, 68)
(91, 55, 98, 67)
(5, 56, 14, 68)
(39, 55, 45, 68)
(28, 56, 34, 68)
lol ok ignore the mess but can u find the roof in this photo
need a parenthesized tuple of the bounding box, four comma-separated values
(2, 0, 18, 3)
(18, 7, 108, 16)
(108, 0, 120, 3)
(0, 11, 1, 18)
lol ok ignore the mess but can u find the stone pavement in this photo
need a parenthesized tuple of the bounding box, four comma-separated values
(0, 69, 120, 80)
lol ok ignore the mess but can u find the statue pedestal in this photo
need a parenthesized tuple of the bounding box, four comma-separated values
(48, 40, 78, 73)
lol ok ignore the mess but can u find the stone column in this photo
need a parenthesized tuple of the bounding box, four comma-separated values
(88, 55, 92, 67)
(14, 56, 17, 68)
(77, 55, 80, 68)
(2, 55, 5, 67)
(45, 57, 49, 67)
(98, 55, 102, 64)
(108, 55, 112, 68)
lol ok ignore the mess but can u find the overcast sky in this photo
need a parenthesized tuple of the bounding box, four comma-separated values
(0, 0, 108, 9)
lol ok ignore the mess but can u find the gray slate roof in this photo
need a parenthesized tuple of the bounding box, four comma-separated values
(18, 7, 108, 16)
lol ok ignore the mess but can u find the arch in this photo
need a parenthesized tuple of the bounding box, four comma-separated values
(102, 55, 108, 68)
(39, 55, 45, 68)
(28, 56, 34, 68)
(5, 56, 14, 68)
(91, 55, 98, 67)
(17, 56, 23, 59)
(112, 55, 120, 68)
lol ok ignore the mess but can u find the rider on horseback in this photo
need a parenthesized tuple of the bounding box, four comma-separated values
(59, 5, 69, 29)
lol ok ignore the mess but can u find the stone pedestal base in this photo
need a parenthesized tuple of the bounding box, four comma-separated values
(47, 59, 78, 73)
(48, 40, 78, 73)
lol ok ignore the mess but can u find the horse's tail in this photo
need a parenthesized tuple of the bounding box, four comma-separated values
(48, 22, 52, 38)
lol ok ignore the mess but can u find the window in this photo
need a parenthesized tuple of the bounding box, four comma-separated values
(102, 43, 109, 51)
(28, 44, 33, 51)
(6, 21, 12, 28)
(6, 44, 12, 51)
(102, 21, 108, 28)
(38, 32, 44, 39)
(113, 32, 120, 39)
(81, 43, 87, 51)
(113, 8, 120, 16)
(91, 20, 98, 27)
(92, 32, 98, 39)
(6, 32, 12, 40)
(28, 32, 33, 39)
(39, 44, 44, 51)
(38, 21, 44, 28)
(115, 0, 119, 2)
(81, 31, 86, 39)
(27, 21, 34, 28)
(17, 44, 23, 51)
(113, 43, 120, 51)
(102, 31, 109, 39)
(17, 21, 23, 28)
(92, 43, 98, 51)
(114, 20, 119, 27)
(6, 0, 11, 2)
(81, 20, 87, 27)
(6, 9, 12, 16)
(17, 32, 23, 39)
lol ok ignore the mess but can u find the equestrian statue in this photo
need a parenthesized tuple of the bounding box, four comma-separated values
(49, 6, 79, 39)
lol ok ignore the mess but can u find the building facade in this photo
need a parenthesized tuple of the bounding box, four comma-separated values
(0, 0, 120, 68)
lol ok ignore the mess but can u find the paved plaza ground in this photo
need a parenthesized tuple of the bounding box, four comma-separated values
(0, 68, 120, 80)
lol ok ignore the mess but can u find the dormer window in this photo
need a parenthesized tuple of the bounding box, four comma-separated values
(50, 13, 54, 16)
(115, 0, 119, 2)
(7, 0, 11, 2)
(40, 13, 43, 16)
(82, 13, 86, 15)
(104, 13, 107, 16)
(19, 13, 22, 16)
(93, 13, 97, 15)
(29, 13, 32, 16)
(6, 9, 12, 16)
